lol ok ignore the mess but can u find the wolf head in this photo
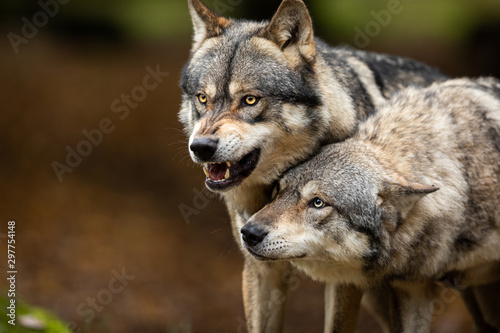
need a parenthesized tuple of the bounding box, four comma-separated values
(240, 142, 438, 283)
(179, 0, 342, 192)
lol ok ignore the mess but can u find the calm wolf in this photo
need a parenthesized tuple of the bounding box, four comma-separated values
(241, 77, 500, 332)
(179, 0, 446, 331)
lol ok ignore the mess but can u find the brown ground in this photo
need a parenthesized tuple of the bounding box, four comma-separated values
(0, 32, 482, 332)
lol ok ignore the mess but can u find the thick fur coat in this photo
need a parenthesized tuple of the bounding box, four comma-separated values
(179, 0, 446, 331)
(242, 78, 500, 332)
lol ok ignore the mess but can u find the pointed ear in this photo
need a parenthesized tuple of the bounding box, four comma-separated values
(188, 0, 231, 50)
(380, 175, 439, 215)
(384, 176, 439, 196)
(260, 0, 316, 62)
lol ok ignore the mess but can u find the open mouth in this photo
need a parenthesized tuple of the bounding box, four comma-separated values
(203, 148, 261, 191)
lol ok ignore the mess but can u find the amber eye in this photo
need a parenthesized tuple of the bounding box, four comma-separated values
(310, 197, 326, 209)
(244, 95, 259, 106)
(198, 94, 207, 104)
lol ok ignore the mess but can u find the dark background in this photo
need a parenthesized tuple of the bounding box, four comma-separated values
(1, 0, 499, 332)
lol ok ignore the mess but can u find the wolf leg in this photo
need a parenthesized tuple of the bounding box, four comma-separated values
(389, 281, 435, 333)
(362, 287, 391, 333)
(324, 282, 336, 333)
(462, 281, 500, 333)
(242, 257, 292, 333)
(462, 287, 498, 333)
(324, 283, 363, 333)
(473, 281, 500, 329)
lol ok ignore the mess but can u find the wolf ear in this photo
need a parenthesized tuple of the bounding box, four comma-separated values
(261, 0, 316, 62)
(380, 175, 439, 217)
(188, 0, 231, 50)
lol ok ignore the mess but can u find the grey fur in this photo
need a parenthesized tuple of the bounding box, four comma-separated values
(180, 0, 447, 331)
(242, 78, 500, 332)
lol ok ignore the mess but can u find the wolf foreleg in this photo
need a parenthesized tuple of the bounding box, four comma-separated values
(462, 280, 500, 333)
(242, 258, 292, 333)
(389, 281, 436, 333)
(324, 283, 363, 333)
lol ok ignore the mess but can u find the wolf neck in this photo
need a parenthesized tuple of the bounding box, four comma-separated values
(223, 181, 271, 216)
(221, 52, 361, 215)
(314, 53, 358, 143)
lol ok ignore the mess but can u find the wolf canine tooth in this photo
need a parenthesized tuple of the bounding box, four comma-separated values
(203, 167, 210, 178)
(225, 168, 230, 179)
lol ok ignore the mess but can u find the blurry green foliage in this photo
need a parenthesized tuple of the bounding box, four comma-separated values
(0, 296, 71, 333)
(312, 0, 500, 43)
(105, 0, 191, 40)
(1, 0, 500, 43)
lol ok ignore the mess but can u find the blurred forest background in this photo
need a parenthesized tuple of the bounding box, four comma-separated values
(0, 0, 499, 332)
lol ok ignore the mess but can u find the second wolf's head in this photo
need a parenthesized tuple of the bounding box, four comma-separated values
(179, 0, 356, 192)
(239, 141, 438, 285)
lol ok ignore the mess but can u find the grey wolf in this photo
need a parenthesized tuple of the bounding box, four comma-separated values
(179, 0, 446, 331)
(241, 77, 500, 332)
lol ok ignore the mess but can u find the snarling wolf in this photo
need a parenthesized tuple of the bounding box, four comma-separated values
(241, 78, 500, 332)
(179, 0, 446, 331)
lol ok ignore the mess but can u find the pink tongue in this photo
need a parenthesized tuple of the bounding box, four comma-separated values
(208, 163, 228, 180)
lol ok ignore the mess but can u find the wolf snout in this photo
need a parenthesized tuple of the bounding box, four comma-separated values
(241, 223, 268, 247)
(190, 138, 218, 161)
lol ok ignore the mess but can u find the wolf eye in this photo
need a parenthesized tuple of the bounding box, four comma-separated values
(197, 94, 207, 104)
(243, 95, 259, 106)
(310, 197, 326, 209)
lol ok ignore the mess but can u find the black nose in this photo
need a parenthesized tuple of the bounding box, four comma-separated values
(190, 138, 218, 161)
(241, 223, 268, 247)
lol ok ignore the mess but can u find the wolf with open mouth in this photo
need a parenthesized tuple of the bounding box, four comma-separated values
(178, 0, 446, 331)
